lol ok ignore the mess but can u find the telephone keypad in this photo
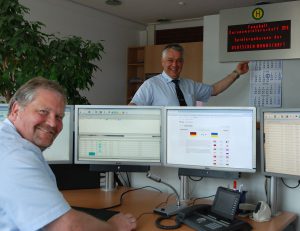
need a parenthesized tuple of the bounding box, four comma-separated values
(205, 222, 223, 230)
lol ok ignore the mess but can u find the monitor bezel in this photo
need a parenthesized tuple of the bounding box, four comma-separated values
(74, 105, 164, 166)
(260, 108, 300, 179)
(164, 106, 256, 173)
(0, 103, 9, 120)
(45, 105, 74, 164)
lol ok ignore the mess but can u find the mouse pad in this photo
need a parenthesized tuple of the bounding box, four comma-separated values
(72, 206, 119, 221)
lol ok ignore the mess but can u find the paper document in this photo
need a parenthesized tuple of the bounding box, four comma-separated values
(249, 60, 282, 107)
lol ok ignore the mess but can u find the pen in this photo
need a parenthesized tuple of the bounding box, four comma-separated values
(233, 180, 237, 191)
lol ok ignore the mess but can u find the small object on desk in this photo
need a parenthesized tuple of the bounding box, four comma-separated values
(239, 184, 244, 193)
(251, 201, 271, 222)
(238, 203, 256, 217)
(239, 203, 256, 212)
(72, 206, 119, 221)
(233, 180, 237, 191)
(239, 191, 247, 203)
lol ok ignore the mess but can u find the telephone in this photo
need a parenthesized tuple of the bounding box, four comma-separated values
(176, 204, 211, 221)
(176, 204, 252, 231)
(175, 187, 252, 231)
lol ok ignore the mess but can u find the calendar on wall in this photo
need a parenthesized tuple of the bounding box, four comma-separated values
(249, 60, 282, 107)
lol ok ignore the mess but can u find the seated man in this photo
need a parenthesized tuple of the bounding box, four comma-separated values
(0, 77, 136, 231)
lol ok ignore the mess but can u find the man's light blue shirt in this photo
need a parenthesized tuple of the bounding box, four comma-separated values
(130, 72, 213, 106)
(0, 119, 71, 231)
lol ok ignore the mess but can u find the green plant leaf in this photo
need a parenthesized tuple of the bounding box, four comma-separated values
(0, 0, 104, 104)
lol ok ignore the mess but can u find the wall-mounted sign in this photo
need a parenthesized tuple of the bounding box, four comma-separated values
(227, 20, 291, 52)
(252, 7, 264, 20)
(219, 1, 300, 62)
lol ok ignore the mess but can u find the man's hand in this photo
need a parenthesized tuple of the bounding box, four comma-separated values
(235, 61, 249, 75)
(108, 213, 137, 231)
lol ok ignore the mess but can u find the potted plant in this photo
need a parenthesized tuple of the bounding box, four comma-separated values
(0, 0, 104, 104)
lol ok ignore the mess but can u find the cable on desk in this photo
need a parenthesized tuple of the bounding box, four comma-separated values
(264, 176, 270, 200)
(114, 173, 124, 186)
(191, 194, 215, 205)
(124, 185, 162, 193)
(155, 216, 182, 230)
(136, 211, 154, 221)
(154, 193, 175, 209)
(281, 178, 300, 189)
(100, 186, 162, 210)
(125, 172, 131, 187)
(153, 193, 215, 229)
(116, 172, 129, 187)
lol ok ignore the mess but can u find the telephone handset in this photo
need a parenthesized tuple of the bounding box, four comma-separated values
(176, 204, 211, 222)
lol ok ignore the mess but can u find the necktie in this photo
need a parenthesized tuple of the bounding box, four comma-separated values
(172, 79, 187, 106)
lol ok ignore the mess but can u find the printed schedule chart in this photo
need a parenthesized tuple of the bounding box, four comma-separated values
(249, 60, 282, 107)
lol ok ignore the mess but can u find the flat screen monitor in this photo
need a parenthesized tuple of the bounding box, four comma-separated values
(0, 104, 74, 164)
(261, 108, 300, 179)
(0, 104, 9, 125)
(165, 107, 256, 173)
(74, 105, 163, 170)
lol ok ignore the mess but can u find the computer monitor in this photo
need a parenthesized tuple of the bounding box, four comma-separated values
(0, 104, 74, 164)
(165, 107, 256, 174)
(260, 108, 300, 179)
(0, 104, 9, 125)
(74, 105, 163, 171)
(259, 108, 300, 216)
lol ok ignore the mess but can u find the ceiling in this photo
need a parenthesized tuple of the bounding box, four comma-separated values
(69, 0, 296, 25)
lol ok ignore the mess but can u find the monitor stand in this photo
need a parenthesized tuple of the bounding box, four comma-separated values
(178, 168, 240, 203)
(269, 176, 281, 216)
(101, 171, 116, 191)
(180, 175, 190, 202)
(89, 164, 150, 191)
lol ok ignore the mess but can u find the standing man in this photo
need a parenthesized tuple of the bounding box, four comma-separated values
(129, 43, 249, 106)
(0, 77, 136, 231)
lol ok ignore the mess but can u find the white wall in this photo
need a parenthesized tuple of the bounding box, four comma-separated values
(20, 0, 145, 105)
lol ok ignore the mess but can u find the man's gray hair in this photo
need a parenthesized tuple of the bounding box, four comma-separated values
(8, 77, 67, 114)
(162, 43, 184, 58)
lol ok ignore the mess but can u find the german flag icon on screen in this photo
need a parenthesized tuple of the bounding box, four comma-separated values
(190, 132, 197, 136)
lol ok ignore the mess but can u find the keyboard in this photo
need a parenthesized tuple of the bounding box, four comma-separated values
(72, 206, 119, 221)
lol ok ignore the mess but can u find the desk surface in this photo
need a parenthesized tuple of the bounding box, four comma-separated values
(62, 187, 296, 231)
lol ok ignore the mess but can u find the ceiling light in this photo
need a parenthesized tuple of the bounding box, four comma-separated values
(105, 0, 122, 6)
(178, 1, 186, 6)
